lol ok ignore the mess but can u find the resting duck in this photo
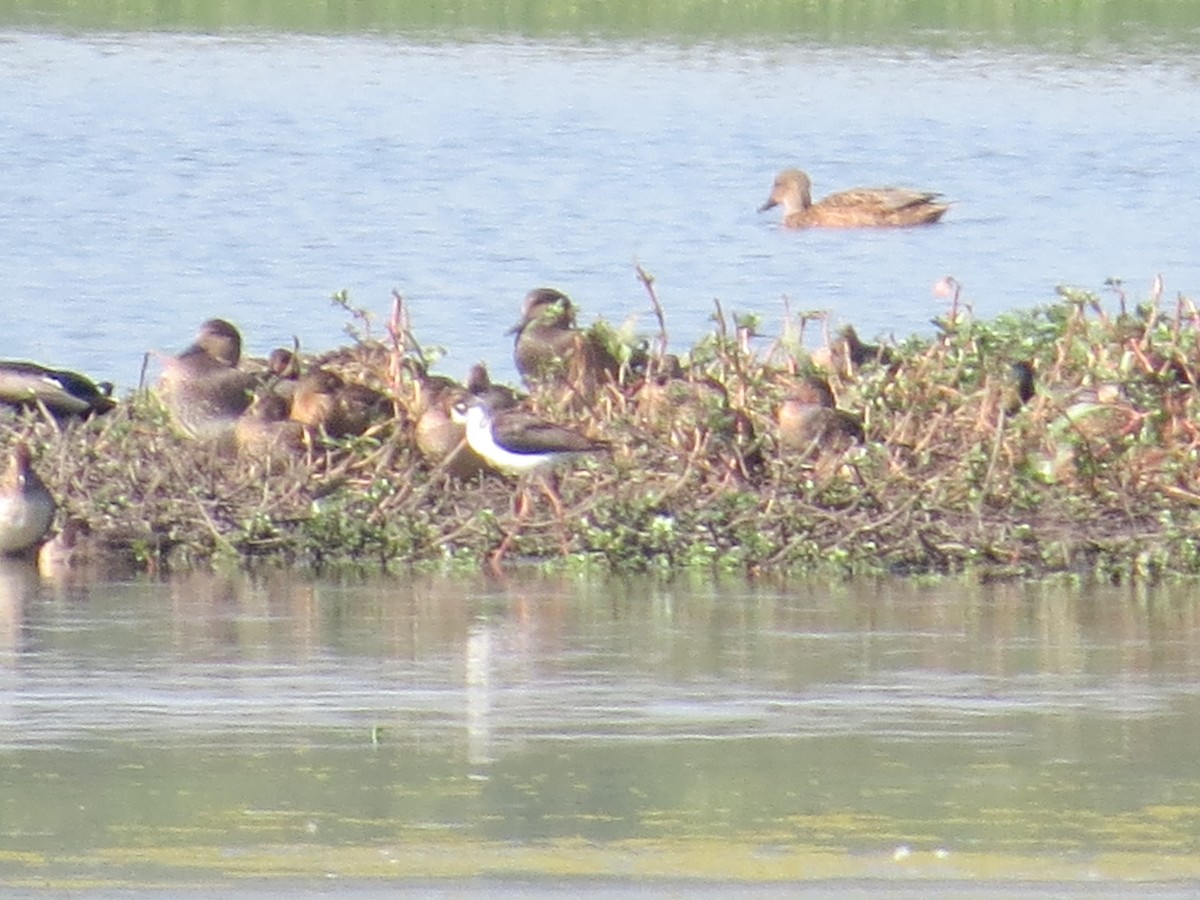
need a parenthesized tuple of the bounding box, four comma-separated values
(813, 325, 897, 376)
(0, 361, 115, 419)
(0, 443, 56, 556)
(156, 319, 260, 438)
(776, 375, 864, 453)
(413, 381, 488, 479)
(263, 346, 302, 405)
(759, 168, 949, 228)
(289, 368, 391, 439)
(234, 392, 308, 466)
(635, 356, 763, 483)
(511, 288, 620, 395)
(466, 362, 523, 411)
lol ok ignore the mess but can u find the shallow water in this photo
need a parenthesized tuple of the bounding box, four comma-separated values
(2, 30, 1199, 393)
(4, 9, 1200, 896)
(3, 568, 1200, 893)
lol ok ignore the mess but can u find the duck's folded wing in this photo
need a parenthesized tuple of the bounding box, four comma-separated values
(821, 186, 942, 211)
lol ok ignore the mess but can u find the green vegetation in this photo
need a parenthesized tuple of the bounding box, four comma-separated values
(2, 0, 1199, 48)
(12, 275, 1200, 581)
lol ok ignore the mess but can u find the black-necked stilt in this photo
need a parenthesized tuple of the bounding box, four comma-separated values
(452, 397, 610, 566)
(453, 397, 609, 479)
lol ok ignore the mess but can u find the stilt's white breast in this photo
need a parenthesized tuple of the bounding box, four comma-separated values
(463, 404, 553, 476)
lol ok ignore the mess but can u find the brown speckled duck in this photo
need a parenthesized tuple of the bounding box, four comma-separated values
(156, 319, 260, 438)
(413, 378, 486, 479)
(0, 443, 56, 556)
(812, 325, 897, 376)
(289, 368, 391, 439)
(511, 288, 620, 395)
(263, 346, 302, 405)
(234, 392, 309, 465)
(759, 168, 949, 228)
(776, 375, 864, 453)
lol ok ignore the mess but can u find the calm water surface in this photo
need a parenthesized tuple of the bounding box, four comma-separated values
(2, 567, 1200, 894)
(2, 31, 1199, 391)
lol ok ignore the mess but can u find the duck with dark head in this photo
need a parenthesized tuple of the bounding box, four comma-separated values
(0, 361, 115, 420)
(511, 287, 621, 400)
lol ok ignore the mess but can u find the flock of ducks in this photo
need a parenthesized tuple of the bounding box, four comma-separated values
(1, 167, 950, 565)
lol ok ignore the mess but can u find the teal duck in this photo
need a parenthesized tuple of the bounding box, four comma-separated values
(760, 168, 948, 228)
(288, 368, 391, 439)
(415, 363, 522, 479)
(157, 319, 259, 438)
(0, 361, 115, 419)
(511, 288, 619, 395)
(776, 375, 864, 453)
(234, 392, 308, 465)
(0, 443, 56, 556)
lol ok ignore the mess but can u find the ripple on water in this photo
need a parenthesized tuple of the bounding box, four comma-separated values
(2, 33, 1199, 390)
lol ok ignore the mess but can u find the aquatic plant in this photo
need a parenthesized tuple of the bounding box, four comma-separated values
(9, 276, 1200, 582)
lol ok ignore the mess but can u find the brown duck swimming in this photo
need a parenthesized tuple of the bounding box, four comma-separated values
(759, 168, 949, 228)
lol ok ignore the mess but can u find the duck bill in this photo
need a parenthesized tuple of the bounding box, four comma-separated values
(758, 198, 778, 213)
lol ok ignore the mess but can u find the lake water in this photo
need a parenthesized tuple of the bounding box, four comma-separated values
(3, 28, 1200, 392)
(4, 567, 1200, 895)
(6, 13, 1200, 896)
